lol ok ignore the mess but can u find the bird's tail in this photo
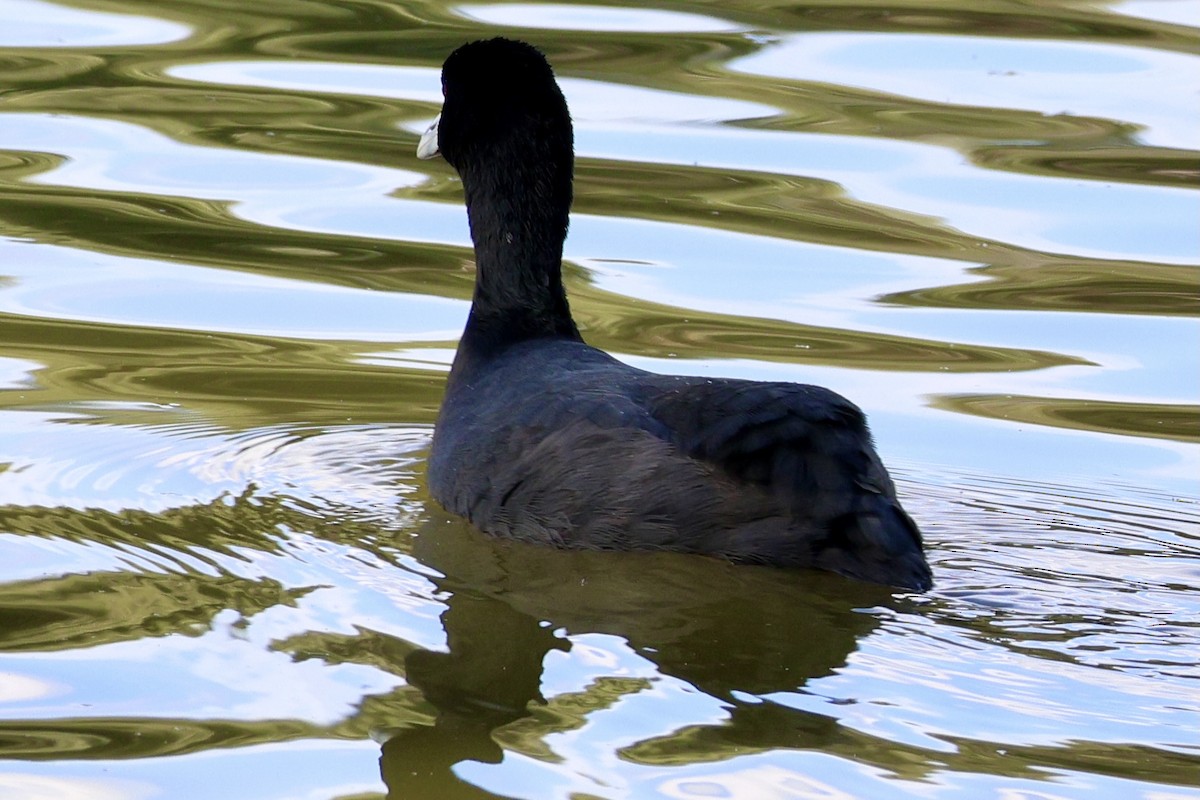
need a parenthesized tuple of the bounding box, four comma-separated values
(816, 500, 932, 591)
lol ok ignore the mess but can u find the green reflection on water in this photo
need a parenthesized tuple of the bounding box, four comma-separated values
(882, 258, 1200, 317)
(0, 314, 445, 426)
(972, 143, 1200, 191)
(623, 709, 1200, 786)
(0, 717, 326, 760)
(935, 394, 1200, 443)
(572, 286, 1084, 372)
(0, 570, 308, 652)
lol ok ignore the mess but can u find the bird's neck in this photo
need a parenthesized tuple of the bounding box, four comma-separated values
(456, 157, 582, 365)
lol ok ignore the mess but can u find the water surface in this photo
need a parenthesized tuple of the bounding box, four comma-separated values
(0, 1, 1197, 798)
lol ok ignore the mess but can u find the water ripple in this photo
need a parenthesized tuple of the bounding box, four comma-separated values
(1, 0, 1197, 797)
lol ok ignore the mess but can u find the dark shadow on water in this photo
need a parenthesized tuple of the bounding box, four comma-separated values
(377, 517, 899, 798)
(380, 593, 563, 800)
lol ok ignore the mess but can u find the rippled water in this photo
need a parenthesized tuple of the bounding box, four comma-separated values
(1, 1, 1198, 798)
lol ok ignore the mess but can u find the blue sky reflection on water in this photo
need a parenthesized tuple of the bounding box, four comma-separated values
(1120, 0, 1200, 26)
(2, 114, 423, 203)
(576, 124, 1200, 265)
(0, 238, 464, 341)
(732, 32, 1200, 149)
(0, 0, 191, 47)
(457, 3, 743, 33)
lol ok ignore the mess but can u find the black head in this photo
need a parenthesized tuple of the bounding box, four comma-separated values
(424, 38, 573, 183)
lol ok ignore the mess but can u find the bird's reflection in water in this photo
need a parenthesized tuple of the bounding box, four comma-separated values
(381, 592, 563, 799)
(378, 518, 902, 798)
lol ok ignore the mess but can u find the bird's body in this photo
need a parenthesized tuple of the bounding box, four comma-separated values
(420, 38, 931, 591)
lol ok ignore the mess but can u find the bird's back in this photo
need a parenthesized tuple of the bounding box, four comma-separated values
(429, 338, 931, 590)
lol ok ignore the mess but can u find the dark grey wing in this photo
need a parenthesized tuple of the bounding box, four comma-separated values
(639, 376, 931, 590)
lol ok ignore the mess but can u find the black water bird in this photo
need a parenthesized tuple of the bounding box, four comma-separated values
(417, 38, 931, 591)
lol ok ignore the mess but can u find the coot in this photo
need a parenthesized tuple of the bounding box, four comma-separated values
(417, 38, 931, 591)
